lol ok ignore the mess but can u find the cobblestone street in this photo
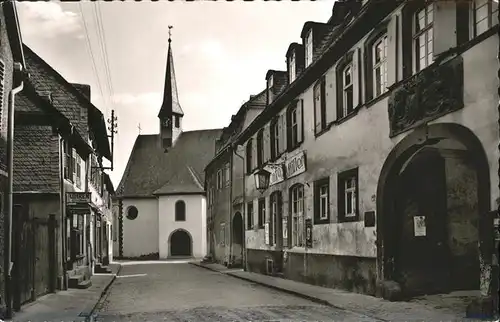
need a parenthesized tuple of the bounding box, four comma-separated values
(95, 262, 381, 321)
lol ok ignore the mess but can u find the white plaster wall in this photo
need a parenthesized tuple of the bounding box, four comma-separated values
(122, 198, 159, 257)
(158, 194, 206, 259)
(243, 11, 498, 258)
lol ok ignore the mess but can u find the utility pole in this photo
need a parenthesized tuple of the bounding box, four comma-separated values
(105, 110, 118, 171)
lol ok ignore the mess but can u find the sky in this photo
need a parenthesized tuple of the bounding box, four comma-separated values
(17, 0, 336, 188)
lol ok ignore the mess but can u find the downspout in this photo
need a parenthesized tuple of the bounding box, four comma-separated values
(234, 146, 246, 271)
(5, 62, 24, 319)
(228, 148, 233, 266)
(59, 130, 69, 291)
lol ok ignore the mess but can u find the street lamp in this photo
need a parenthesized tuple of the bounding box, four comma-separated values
(254, 168, 271, 192)
(253, 163, 286, 193)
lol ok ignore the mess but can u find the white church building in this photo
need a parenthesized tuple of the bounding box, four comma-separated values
(115, 32, 221, 259)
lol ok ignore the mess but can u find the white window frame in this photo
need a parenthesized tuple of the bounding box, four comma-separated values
(290, 106, 298, 147)
(289, 52, 296, 83)
(372, 35, 388, 97)
(344, 177, 357, 218)
(305, 29, 313, 67)
(342, 64, 354, 117)
(319, 184, 329, 220)
(413, 3, 434, 73)
(473, 0, 499, 37)
(291, 184, 304, 247)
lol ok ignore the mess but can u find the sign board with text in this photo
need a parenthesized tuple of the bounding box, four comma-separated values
(285, 151, 306, 179)
(66, 192, 91, 214)
(268, 166, 285, 186)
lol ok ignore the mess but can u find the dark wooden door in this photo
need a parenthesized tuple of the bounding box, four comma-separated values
(13, 206, 35, 306)
(395, 149, 450, 297)
(170, 230, 191, 257)
(33, 219, 51, 298)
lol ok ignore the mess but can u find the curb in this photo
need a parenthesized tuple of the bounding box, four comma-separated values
(189, 262, 388, 321)
(85, 264, 123, 322)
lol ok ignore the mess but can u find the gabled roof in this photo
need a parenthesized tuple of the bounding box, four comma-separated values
(158, 38, 184, 117)
(13, 81, 93, 193)
(117, 128, 222, 198)
(22, 45, 112, 161)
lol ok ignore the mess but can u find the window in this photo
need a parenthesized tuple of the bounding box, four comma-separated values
(224, 163, 230, 187)
(287, 100, 303, 150)
(72, 149, 77, 183)
(256, 130, 264, 167)
(174, 115, 180, 128)
(246, 139, 253, 174)
(342, 64, 354, 116)
(305, 29, 313, 67)
(258, 198, 265, 228)
(175, 200, 186, 221)
(247, 202, 254, 230)
(270, 118, 280, 160)
(126, 206, 138, 220)
(372, 35, 388, 97)
(269, 192, 282, 246)
(314, 178, 329, 223)
(70, 214, 85, 258)
(473, 0, 499, 36)
(414, 3, 434, 73)
(313, 77, 326, 134)
(290, 184, 305, 247)
(289, 51, 296, 83)
(216, 169, 223, 189)
(338, 168, 359, 222)
(75, 155, 82, 189)
(63, 141, 72, 181)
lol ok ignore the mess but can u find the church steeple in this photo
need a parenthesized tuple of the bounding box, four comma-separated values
(159, 26, 184, 151)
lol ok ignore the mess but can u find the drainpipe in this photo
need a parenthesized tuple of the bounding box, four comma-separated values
(233, 146, 246, 271)
(59, 131, 69, 291)
(5, 62, 25, 319)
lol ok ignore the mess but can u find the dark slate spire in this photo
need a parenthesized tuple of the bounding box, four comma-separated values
(158, 26, 184, 118)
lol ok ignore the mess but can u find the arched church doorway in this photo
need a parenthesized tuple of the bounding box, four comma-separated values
(376, 123, 491, 299)
(231, 212, 244, 267)
(169, 229, 192, 257)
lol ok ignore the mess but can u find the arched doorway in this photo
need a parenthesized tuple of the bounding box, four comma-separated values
(376, 123, 492, 299)
(169, 229, 192, 257)
(231, 212, 243, 267)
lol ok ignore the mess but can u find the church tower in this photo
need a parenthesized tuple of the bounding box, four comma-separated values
(158, 26, 184, 151)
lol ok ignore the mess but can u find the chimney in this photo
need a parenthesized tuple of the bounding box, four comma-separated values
(72, 83, 91, 101)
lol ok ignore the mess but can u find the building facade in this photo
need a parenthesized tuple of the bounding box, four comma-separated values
(11, 44, 114, 308)
(229, 0, 498, 316)
(0, 0, 26, 315)
(116, 35, 221, 260)
(205, 90, 266, 266)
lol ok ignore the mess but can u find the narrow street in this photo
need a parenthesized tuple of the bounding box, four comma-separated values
(95, 262, 381, 322)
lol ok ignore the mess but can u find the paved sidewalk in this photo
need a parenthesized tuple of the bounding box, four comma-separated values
(10, 263, 121, 322)
(190, 261, 480, 322)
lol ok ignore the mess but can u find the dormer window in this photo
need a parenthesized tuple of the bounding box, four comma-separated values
(267, 74, 274, 105)
(305, 29, 313, 67)
(267, 75, 274, 89)
(288, 52, 296, 83)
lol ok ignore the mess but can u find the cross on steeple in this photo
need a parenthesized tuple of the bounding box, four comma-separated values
(138, 123, 142, 134)
(168, 25, 173, 43)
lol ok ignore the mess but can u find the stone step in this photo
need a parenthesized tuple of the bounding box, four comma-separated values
(68, 274, 84, 288)
(76, 279, 92, 289)
(95, 265, 112, 274)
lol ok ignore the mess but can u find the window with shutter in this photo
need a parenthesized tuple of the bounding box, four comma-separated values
(76, 155, 81, 189)
(245, 139, 253, 174)
(72, 149, 77, 183)
(270, 119, 280, 160)
(256, 130, 264, 167)
(263, 125, 271, 163)
(258, 198, 265, 228)
(313, 78, 327, 134)
(280, 114, 287, 154)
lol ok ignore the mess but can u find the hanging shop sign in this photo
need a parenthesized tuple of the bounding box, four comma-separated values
(305, 218, 313, 248)
(66, 192, 91, 214)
